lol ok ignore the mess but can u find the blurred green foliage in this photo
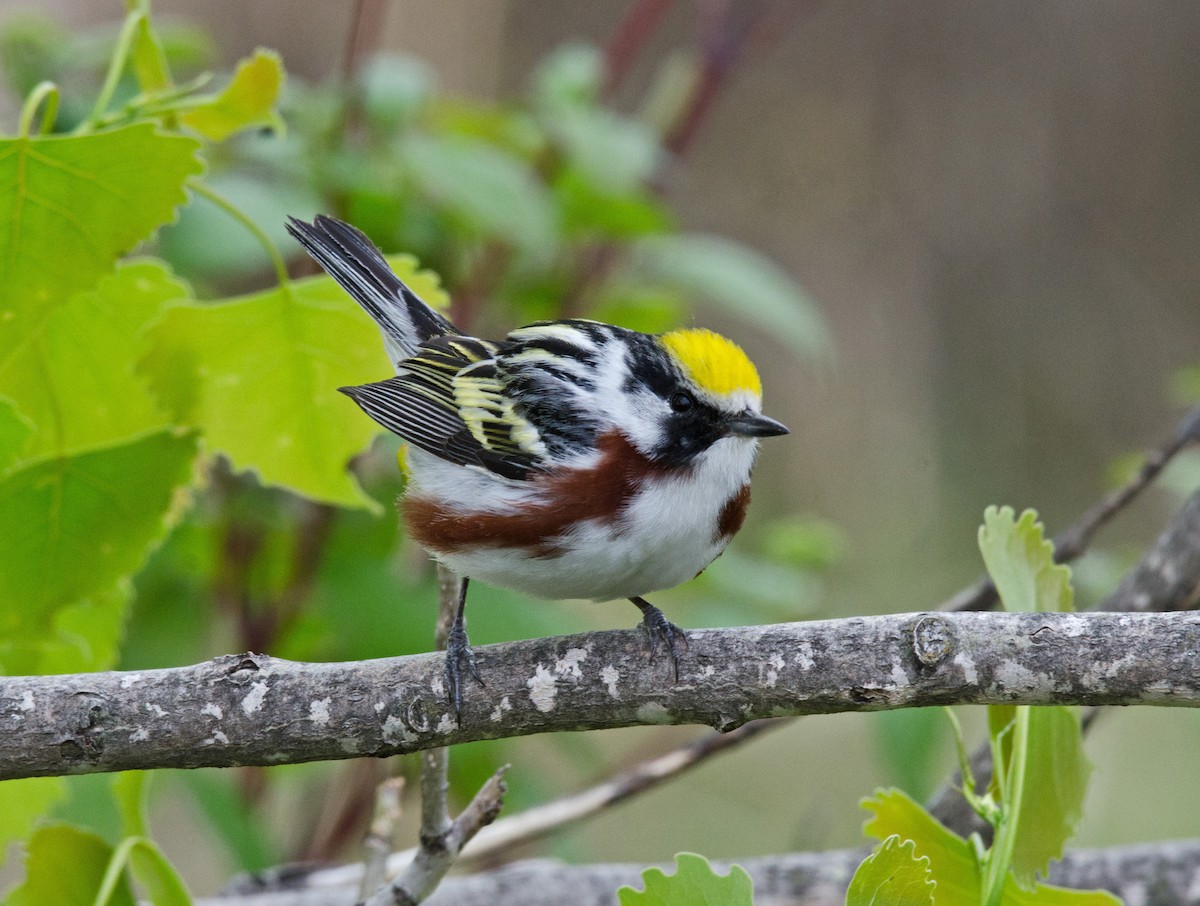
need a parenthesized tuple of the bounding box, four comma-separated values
(0, 2, 831, 900)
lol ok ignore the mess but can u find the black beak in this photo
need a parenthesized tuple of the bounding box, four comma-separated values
(726, 412, 789, 438)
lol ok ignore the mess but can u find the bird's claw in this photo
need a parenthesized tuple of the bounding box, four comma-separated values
(445, 621, 484, 715)
(637, 604, 688, 682)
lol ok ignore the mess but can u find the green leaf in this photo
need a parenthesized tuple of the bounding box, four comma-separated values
(109, 837, 192, 906)
(862, 784, 1114, 906)
(0, 398, 33, 475)
(555, 166, 672, 239)
(978, 506, 1073, 614)
(0, 260, 189, 463)
(626, 234, 831, 360)
(358, 53, 432, 134)
(401, 133, 558, 259)
(0, 429, 197, 664)
(1009, 707, 1092, 888)
(179, 48, 284, 141)
(532, 43, 603, 112)
(846, 835, 934, 906)
(0, 777, 65, 860)
(988, 703, 1018, 803)
(548, 107, 661, 193)
(861, 788, 982, 904)
(141, 261, 445, 509)
(871, 709, 945, 803)
(0, 125, 203, 360)
(618, 853, 754, 906)
(16, 580, 133, 674)
(129, 9, 173, 95)
(6, 824, 136, 906)
(112, 772, 149, 840)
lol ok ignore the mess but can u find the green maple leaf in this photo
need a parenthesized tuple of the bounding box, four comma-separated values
(846, 835, 935, 906)
(0, 429, 197, 659)
(7, 824, 136, 906)
(141, 257, 447, 509)
(978, 506, 1073, 614)
(180, 48, 285, 141)
(618, 853, 754, 906)
(0, 124, 202, 361)
(0, 260, 190, 463)
(0, 398, 33, 475)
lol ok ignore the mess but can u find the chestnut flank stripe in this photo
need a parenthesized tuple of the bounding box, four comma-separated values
(406, 431, 678, 556)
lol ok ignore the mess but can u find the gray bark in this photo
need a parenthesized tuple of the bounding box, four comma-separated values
(3, 610, 1199, 781)
(208, 840, 1200, 906)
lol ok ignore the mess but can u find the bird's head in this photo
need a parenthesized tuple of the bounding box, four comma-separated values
(623, 328, 788, 467)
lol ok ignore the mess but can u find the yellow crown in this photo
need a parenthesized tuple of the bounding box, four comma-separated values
(660, 329, 762, 399)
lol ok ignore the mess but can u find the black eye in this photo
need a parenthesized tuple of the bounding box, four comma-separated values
(669, 391, 695, 413)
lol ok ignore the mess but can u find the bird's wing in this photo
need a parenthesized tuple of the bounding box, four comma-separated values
(340, 336, 545, 481)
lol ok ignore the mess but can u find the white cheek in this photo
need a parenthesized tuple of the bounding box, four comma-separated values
(619, 391, 671, 455)
(580, 348, 668, 455)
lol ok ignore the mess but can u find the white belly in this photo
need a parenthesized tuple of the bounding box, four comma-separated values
(405, 438, 758, 602)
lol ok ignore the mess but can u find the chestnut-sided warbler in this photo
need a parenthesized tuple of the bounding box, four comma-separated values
(287, 216, 788, 711)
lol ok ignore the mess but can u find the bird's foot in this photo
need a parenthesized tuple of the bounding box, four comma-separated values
(631, 597, 688, 681)
(444, 620, 484, 716)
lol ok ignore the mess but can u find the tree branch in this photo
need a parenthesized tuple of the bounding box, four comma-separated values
(3, 610, 1199, 781)
(1100, 487, 1200, 613)
(207, 839, 1200, 906)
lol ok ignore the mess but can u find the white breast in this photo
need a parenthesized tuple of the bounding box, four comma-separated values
(405, 437, 758, 602)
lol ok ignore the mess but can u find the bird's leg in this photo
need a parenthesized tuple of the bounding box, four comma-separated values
(630, 596, 688, 681)
(445, 577, 484, 714)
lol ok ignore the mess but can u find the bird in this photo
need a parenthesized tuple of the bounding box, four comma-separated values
(286, 215, 789, 713)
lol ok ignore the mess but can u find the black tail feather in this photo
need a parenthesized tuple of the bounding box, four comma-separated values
(285, 215, 458, 361)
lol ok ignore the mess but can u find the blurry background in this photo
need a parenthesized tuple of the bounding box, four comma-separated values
(4, 0, 1200, 895)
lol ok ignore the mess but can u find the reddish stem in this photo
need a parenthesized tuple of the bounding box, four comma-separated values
(603, 0, 676, 100)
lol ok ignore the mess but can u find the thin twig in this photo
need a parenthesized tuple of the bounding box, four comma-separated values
(342, 0, 387, 81)
(456, 718, 781, 864)
(360, 778, 405, 899)
(418, 567, 462, 848)
(376, 719, 784, 879)
(272, 719, 782, 895)
(603, 0, 676, 101)
(662, 0, 769, 156)
(366, 766, 509, 906)
(943, 404, 1200, 612)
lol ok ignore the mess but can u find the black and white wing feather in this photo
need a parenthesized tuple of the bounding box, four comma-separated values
(340, 336, 546, 481)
